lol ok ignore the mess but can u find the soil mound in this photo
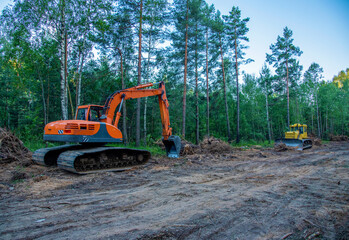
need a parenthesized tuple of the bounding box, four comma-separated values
(0, 128, 32, 166)
(180, 139, 197, 155)
(313, 138, 322, 146)
(330, 135, 348, 141)
(198, 136, 232, 154)
(274, 143, 298, 152)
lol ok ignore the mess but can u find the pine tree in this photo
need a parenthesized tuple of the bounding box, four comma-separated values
(266, 26, 302, 128)
(304, 63, 324, 138)
(202, 3, 215, 137)
(142, 0, 169, 145)
(223, 6, 252, 143)
(210, 10, 231, 141)
(259, 64, 276, 143)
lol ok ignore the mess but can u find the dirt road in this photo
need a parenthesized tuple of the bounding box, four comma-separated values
(1, 142, 348, 239)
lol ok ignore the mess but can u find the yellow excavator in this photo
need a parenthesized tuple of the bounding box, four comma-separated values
(275, 123, 312, 150)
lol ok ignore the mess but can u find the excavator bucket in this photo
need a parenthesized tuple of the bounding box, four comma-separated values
(163, 135, 181, 158)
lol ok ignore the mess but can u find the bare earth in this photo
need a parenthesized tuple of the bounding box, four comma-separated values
(0, 142, 348, 239)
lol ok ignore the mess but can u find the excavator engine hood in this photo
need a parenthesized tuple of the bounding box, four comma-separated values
(163, 135, 181, 158)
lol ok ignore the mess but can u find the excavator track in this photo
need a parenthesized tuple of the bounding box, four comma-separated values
(302, 139, 313, 150)
(32, 144, 87, 166)
(57, 147, 151, 174)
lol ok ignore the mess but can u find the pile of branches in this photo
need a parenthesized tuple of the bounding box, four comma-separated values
(153, 136, 232, 156)
(198, 136, 232, 154)
(330, 135, 348, 141)
(274, 143, 298, 152)
(313, 138, 322, 146)
(0, 128, 32, 166)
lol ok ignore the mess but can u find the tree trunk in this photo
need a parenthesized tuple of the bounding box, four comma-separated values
(6, 87, 9, 128)
(270, 117, 274, 139)
(76, 1, 91, 109)
(38, 74, 47, 125)
(295, 94, 299, 123)
(316, 93, 321, 138)
(144, 17, 154, 146)
(195, 24, 199, 145)
(115, 47, 127, 144)
(205, 27, 209, 137)
(182, 0, 189, 138)
(46, 74, 50, 123)
(136, 0, 143, 147)
(75, 50, 81, 108)
(76, 50, 85, 108)
(121, 61, 127, 145)
(60, 0, 68, 120)
(219, 33, 231, 142)
(286, 58, 290, 128)
(311, 111, 313, 134)
(265, 93, 271, 143)
(234, 27, 240, 143)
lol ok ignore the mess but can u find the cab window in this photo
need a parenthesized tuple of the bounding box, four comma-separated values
(299, 127, 303, 133)
(76, 108, 87, 120)
(89, 106, 104, 121)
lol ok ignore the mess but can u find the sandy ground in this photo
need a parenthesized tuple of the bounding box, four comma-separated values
(0, 142, 348, 239)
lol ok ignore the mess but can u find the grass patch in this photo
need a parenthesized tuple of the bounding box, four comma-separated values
(24, 140, 58, 152)
(12, 179, 25, 184)
(231, 140, 275, 148)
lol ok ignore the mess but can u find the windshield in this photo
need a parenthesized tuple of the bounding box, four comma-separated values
(88, 106, 104, 121)
(76, 108, 87, 120)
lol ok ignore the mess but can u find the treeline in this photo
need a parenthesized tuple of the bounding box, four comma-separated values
(0, 0, 348, 145)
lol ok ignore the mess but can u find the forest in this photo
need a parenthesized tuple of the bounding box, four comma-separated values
(0, 0, 348, 147)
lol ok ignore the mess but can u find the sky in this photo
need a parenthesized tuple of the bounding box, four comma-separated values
(0, 0, 348, 80)
(206, 0, 349, 81)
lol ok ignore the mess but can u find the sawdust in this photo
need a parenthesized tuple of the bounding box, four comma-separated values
(151, 166, 170, 171)
(26, 177, 74, 196)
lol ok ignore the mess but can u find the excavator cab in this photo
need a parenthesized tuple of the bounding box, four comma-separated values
(75, 105, 104, 121)
(276, 123, 312, 150)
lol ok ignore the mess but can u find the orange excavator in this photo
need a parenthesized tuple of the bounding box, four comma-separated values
(32, 81, 181, 174)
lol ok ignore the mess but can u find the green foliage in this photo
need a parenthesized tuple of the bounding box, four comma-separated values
(333, 68, 349, 88)
(0, 0, 347, 150)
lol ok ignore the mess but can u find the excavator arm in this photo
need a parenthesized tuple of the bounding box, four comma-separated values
(100, 81, 181, 157)
(101, 81, 172, 140)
